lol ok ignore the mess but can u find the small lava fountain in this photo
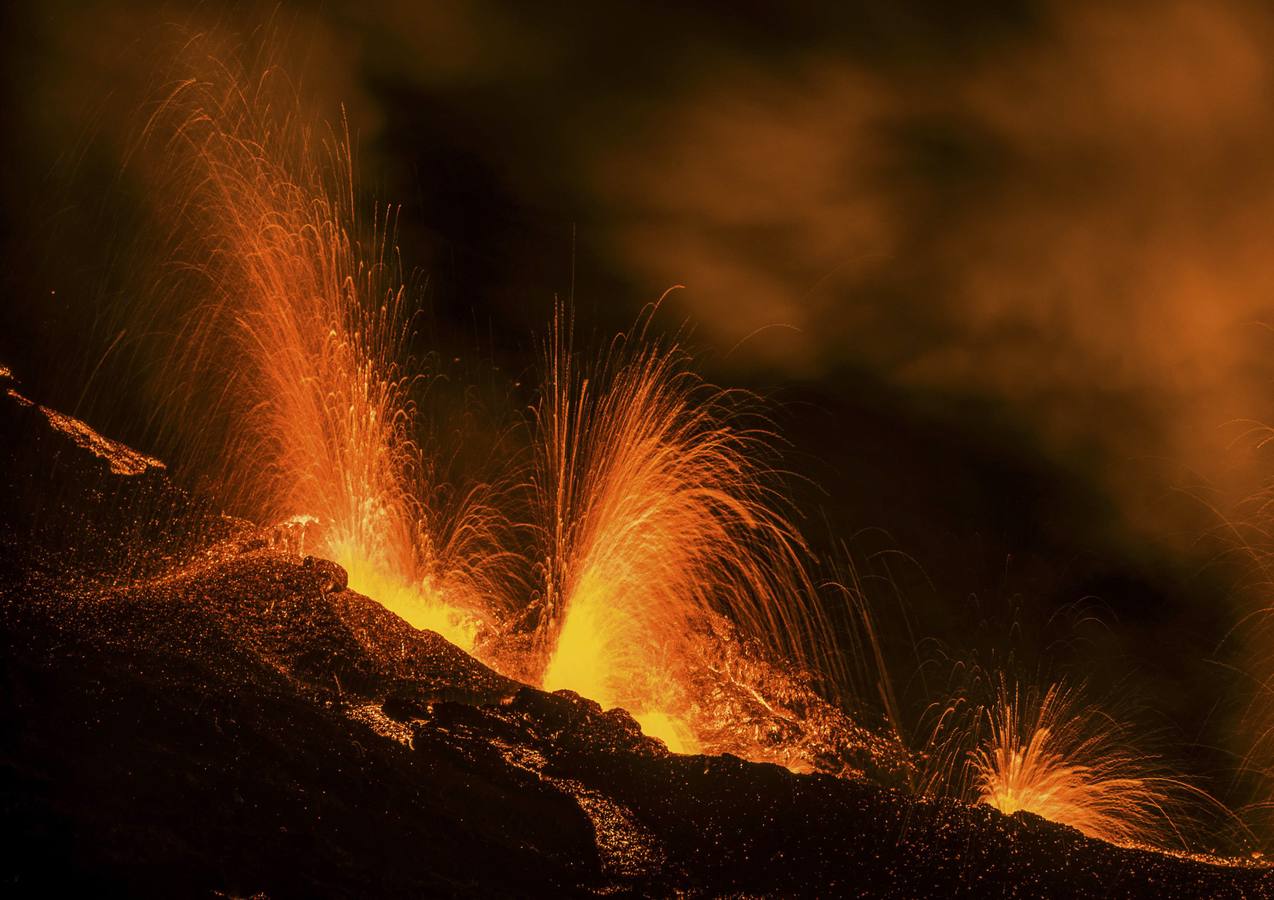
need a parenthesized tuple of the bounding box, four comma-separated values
(971, 680, 1183, 847)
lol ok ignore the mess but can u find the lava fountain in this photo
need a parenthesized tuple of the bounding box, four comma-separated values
(972, 679, 1185, 847)
(530, 306, 835, 752)
(144, 60, 509, 650)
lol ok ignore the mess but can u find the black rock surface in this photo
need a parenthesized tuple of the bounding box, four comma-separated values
(1, 375, 1270, 897)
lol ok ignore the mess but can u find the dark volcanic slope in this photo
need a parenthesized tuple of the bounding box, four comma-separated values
(1, 376, 1271, 898)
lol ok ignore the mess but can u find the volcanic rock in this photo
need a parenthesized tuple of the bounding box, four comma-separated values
(0, 376, 230, 579)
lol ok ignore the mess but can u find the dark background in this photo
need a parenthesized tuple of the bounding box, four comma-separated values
(4, 0, 1274, 836)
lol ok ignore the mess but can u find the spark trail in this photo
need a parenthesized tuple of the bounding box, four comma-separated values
(972, 680, 1186, 847)
(530, 306, 840, 752)
(146, 58, 509, 650)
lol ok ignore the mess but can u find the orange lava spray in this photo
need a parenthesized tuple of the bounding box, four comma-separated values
(971, 679, 1189, 848)
(140, 52, 885, 770)
(145, 57, 511, 650)
(529, 304, 838, 751)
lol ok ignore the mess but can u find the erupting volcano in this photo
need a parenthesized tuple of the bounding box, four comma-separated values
(6, 9, 1274, 897)
(135, 61, 870, 766)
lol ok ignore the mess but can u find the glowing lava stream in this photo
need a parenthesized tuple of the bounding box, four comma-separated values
(327, 539, 482, 651)
(540, 579, 694, 752)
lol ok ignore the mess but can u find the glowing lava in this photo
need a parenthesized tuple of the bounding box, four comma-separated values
(147, 56, 864, 763)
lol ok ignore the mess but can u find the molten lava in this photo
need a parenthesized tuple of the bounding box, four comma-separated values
(146, 55, 894, 769)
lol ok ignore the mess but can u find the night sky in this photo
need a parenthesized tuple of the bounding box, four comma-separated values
(5, 0, 1274, 835)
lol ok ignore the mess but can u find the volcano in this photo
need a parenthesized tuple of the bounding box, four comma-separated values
(1, 369, 1268, 897)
